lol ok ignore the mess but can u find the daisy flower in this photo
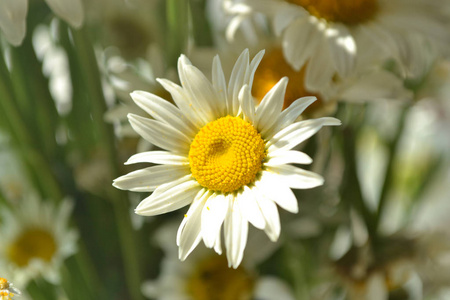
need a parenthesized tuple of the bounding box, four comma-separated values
(225, 0, 449, 89)
(0, 0, 83, 46)
(142, 222, 295, 300)
(0, 196, 78, 286)
(252, 47, 412, 117)
(0, 278, 21, 300)
(113, 49, 341, 268)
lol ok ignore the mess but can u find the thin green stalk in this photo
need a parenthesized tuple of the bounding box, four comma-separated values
(27, 280, 57, 300)
(284, 241, 310, 300)
(166, 0, 190, 68)
(9, 33, 59, 159)
(0, 46, 62, 201)
(339, 127, 377, 238)
(70, 27, 144, 300)
(189, 0, 213, 47)
(374, 106, 408, 230)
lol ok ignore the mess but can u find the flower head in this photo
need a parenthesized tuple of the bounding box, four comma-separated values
(226, 0, 448, 88)
(0, 196, 78, 286)
(142, 222, 295, 300)
(113, 49, 341, 267)
(0, 278, 21, 300)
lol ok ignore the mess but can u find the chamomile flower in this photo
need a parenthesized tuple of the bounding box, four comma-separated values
(0, 196, 78, 286)
(225, 0, 449, 89)
(251, 47, 412, 118)
(0, 278, 21, 300)
(113, 49, 341, 268)
(142, 223, 295, 300)
(0, 0, 83, 46)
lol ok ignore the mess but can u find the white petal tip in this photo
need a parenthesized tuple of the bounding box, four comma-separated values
(325, 117, 342, 126)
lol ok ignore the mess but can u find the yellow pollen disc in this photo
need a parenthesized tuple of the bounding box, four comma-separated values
(252, 48, 323, 112)
(7, 228, 57, 267)
(189, 116, 266, 193)
(286, 0, 378, 25)
(186, 256, 255, 300)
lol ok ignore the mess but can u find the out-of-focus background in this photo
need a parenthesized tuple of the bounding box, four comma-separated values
(0, 0, 450, 299)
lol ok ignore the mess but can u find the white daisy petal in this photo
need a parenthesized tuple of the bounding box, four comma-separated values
(113, 165, 190, 192)
(254, 277, 296, 300)
(213, 226, 223, 255)
(135, 180, 201, 216)
(246, 49, 265, 90)
(201, 194, 230, 248)
(151, 174, 193, 197)
(0, 0, 28, 46)
(273, 4, 303, 36)
(157, 78, 203, 128)
(238, 85, 256, 124)
(178, 189, 209, 260)
(255, 189, 281, 242)
(130, 91, 197, 137)
(125, 151, 189, 166)
(212, 55, 228, 115)
(257, 172, 299, 213)
(325, 24, 356, 77)
(266, 150, 312, 166)
(283, 17, 319, 70)
(228, 49, 250, 116)
(268, 117, 341, 154)
(267, 165, 324, 189)
(224, 200, 248, 269)
(305, 36, 335, 91)
(256, 77, 288, 134)
(236, 186, 265, 230)
(177, 55, 216, 123)
(182, 64, 221, 121)
(266, 96, 317, 138)
(128, 114, 191, 153)
(44, 0, 84, 28)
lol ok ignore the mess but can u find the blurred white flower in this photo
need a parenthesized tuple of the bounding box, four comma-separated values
(0, 196, 78, 286)
(113, 49, 340, 267)
(0, 0, 83, 46)
(251, 47, 412, 118)
(142, 223, 295, 300)
(225, 0, 448, 89)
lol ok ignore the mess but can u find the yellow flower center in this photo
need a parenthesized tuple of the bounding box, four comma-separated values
(189, 116, 266, 193)
(252, 48, 322, 112)
(0, 278, 9, 290)
(7, 228, 57, 267)
(186, 255, 255, 300)
(286, 0, 378, 24)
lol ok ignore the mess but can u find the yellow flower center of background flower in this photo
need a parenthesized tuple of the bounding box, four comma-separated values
(286, 0, 378, 24)
(252, 48, 323, 112)
(189, 116, 266, 193)
(7, 228, 57, 267)
(0, 278, 9, 290)
(186, 255, 255, 300)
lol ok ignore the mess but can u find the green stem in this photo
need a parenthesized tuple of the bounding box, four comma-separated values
(374, 106, 408, 230)
(284, 241, 310, 299)
(339, 126, 377, 238)
(166, 0, 190, 68)
(70, 27, 144, 300)
(0, 44, 62, 201)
